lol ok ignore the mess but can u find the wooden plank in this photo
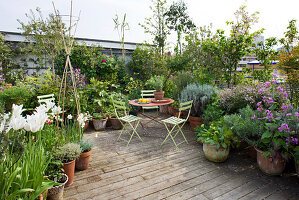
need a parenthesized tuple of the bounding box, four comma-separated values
(239, 183, 278, 200)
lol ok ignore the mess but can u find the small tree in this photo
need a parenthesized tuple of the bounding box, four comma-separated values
(164, 0, 196, 54)
(139, 0, 169, 56)
(113, 13, 130, 62)
(18, 7, 65, 78)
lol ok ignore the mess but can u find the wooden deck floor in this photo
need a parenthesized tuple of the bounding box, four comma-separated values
(65, 113, 299, 200)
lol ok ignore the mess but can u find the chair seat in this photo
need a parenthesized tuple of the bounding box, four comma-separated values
(120, 115, 142, 123)
(162, 116, 186, 125)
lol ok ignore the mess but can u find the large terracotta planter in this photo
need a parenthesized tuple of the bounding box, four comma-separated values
(189, 116, 202, 131)
(168, 106, 175, 116)
(203, 143, 230, 163)
(62, 160, 76, 187)
(92, 118, 108, 131)
(256, 148, 286, 176)
(76, 150, 92, 171)
(175, 110, 188, 119)
(153, 91, 165, 100)
(159, 105, 168, 114)
(110, 118, 123, 130)
(47, 174, 68, 200)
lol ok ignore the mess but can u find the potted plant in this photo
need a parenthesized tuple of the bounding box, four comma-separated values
(195, 120, 239, 162)
(179, 83, 218, 131)
(92, 113, 108, 131)
(46, 159, 68, 200)
(145, 75, 165, 100)
(55, 143, 81, 186)
(109, 112, 124, 130)
(168, 101, 179, 116)
(76, 140, 93, 170)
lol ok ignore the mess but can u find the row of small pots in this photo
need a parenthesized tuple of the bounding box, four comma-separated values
(47, 150, 92, 200)
(201, 142, 299, 176)
(86, 117, 123, 131)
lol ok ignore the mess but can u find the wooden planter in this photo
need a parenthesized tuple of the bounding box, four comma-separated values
(62, 160, 76, 187)
(256, 148, 286, 176)
(76, 150, 92, 171)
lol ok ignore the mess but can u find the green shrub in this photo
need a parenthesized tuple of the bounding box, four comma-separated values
(172, 71, 194, 100)
(202, 99, 224, 124)
(179, 83, 218, 116)
(55, 143, 81, 163)
(80, 140, 93, 153)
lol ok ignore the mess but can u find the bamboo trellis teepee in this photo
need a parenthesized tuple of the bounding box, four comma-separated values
(52, 0, 83, 138)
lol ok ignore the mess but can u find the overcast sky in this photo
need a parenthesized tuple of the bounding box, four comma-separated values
(1, 0, 299, 45)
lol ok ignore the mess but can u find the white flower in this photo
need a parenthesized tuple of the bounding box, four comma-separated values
(11, 104, 24, 118)
(9, 116, 26, 131)
(45, 101, 55, 111)
(35, 104, 48, 114)
(52, 106, 62, 115)
(67, 114, 73, 120)
(24, 111, 49, 133)
(77, 113, 86, 128)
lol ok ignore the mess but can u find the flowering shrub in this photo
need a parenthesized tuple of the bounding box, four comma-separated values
(218, 80, 288, 114)
(67, 68, 86, 89)
(145, 75, 164, 91)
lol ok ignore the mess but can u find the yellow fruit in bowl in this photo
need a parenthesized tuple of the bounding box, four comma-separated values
(142, 99, 147, 103)
(138, 98, 142, 102)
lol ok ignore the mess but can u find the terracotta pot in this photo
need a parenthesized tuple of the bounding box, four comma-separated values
(92, 118, 108, 131)
(168, 106, 175, 116)
(84, 120, 89, 131)
(295, 159, 299, 178)
(47, 174, 68, 200)
(256, 148, 286, 176)
(153, 91, 165, 100)
(203, 143, 230, 163)
(110, 118, 123, 130)
(62, 160, 76, 186)
(175, 110, 188, 119)
(76, 150, 92, 171)
(189, 116, 203, 131)
(159, 105, 168, 114)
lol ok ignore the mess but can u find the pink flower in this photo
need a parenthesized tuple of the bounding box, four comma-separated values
(286, 113, 292, 117)
(102, 59, 107, 63)
(251, 115, 256, 119)
(295, 112, 299, 117)
(257, 101, 262, 106)
(284, 92, 288, 98)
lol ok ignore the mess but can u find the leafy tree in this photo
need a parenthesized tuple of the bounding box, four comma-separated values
(164, 0, 196, 54)
(18, 7, 65, 78)
(139, 0, 169, 56)
(253, 37, 278, 81)
(278, 19, 299, 106)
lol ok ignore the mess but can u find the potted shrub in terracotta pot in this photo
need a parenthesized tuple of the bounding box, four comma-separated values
(145, 75, 165, 100)
(55, 143, 81, 186)
(179, 83, 218, 131)
(92, 113, 108, 131)
(109, 113, 123, 130)
(76, 140, 93, 170)
(195, 120, 239, 162)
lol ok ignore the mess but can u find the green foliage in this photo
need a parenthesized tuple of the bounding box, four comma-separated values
(164, 0, 196, 54)
(179, 83, 218, 116)
(79, 140, 93, 153)
(0, 84, 35, 111)
(139, 0, 169, 55)
(202, 98, 224, 124)
(145, 75, 164, 91)
(172, 70, 193, 100)
(128, 44, 167, 81)
(124, 77, 143, 100)
(55, 143, 81, 163)
(93, 113, 106, 120)
(113, 13, 130, 61)
(195, 120, 239, 149)
(0, 140, 55, 200)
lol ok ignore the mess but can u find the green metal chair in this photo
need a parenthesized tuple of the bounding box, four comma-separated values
(161, 100, 193, 149)
(37, 94, 55, 105)
(140, 90, 159, 112)
(111, 98, 143, 146)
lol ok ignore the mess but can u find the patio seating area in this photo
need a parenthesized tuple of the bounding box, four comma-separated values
(65, 113, 299, 200)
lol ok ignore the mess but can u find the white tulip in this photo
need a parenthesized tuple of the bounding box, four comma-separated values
(52, 106, 62, 115)
(9, 116, 26, 131)
(11, 104, 24, 118)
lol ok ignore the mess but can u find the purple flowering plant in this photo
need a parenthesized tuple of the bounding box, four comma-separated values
(251, 76, 299, 159)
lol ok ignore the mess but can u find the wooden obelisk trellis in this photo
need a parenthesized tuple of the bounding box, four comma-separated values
(53, 0, 82, 139)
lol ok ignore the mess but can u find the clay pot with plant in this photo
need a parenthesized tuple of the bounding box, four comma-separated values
(195, 121, 239, 163)
(92, 113, 108, 131)
(145, 75, 165, 100)
(55, 143, 81, 186)
(179, 83, 218, 131)
(76, 140, 93, 170)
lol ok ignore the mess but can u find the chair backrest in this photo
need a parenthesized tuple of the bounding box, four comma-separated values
(177, 100, 193, 119)
(111, 97, 127, 118)
(141, 90, 155, 98)
(37, 94, 55, 105)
